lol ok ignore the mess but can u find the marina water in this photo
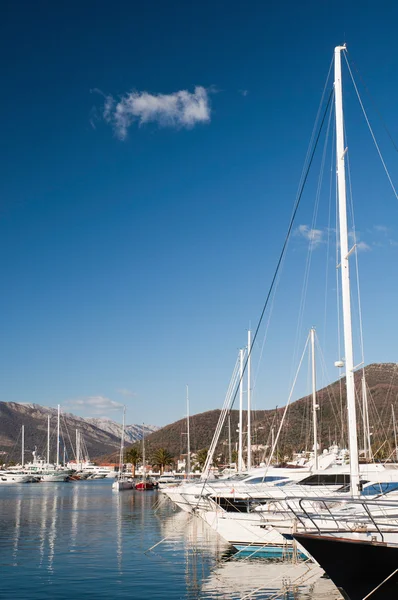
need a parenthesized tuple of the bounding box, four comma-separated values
(0, 480, 342, 599)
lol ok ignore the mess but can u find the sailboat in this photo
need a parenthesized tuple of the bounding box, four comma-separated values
(112, 407, 134, 491)
(135, 423, 155, 490)
(293, 45, 398, 600)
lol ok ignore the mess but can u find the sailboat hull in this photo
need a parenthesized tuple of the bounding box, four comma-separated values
(112, 480, 134, 491)
(135, 481, 155, 490)
(294, 533, 398, 599)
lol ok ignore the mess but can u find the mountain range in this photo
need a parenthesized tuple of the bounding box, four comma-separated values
(2, 363, 398, 465)
(0, 402, 157, 464)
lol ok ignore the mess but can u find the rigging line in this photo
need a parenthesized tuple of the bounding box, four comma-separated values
(378, 363, 398, 435)
(314, 334, 342, 442)
(252, 264, 282, 393)
(198, 86, 334, 488)
(296, 56, 334, 196)
(291, 95, 334, 376)
(345, 51, 398, 154)
(323, 113, 336, 351)
(344, 132, 366, 369)
(367, 383, 391, 456)
(231, 86, 334, 412)
(262, 331, 310, 480)
(334, 170, 345, 446)
(344, 52, 398, 200)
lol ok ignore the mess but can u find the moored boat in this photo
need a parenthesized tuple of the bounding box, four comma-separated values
(294, 533, 398, 600)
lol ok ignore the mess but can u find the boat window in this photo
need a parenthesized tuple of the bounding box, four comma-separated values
(361, 482, 398, 496)
(298, 474, 351, 486)
(244, 476, 290, 484)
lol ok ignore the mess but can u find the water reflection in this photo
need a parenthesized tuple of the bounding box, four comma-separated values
(12, 497, 21, 566)
(158, 503, 343, 599)
(0, 483, 343, 599)
(48, 493, 58, 574)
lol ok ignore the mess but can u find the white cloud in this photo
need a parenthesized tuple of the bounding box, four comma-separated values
(239, 89, 249, 97)
(116, 388, 136, 398)
(296, 224, 372, 253)
(296, 224, 324, 249)
(374, 225, 390, 233)
(97, 86, 211, 140)
(64, 396, 124, 415)
(356, 241, 371, 252)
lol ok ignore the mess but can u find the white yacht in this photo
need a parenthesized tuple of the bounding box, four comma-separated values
(0, 470, 32, 484)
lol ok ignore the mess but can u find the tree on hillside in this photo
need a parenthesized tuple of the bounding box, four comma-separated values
(151, 448, 173, 474)
(125, 447, 142, 477)
(193, 448, 208, 471)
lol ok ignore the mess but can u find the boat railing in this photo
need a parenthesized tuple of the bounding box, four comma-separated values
(281, 495, 398, 541)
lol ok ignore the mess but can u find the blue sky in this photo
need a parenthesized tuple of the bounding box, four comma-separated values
(1, 1, 398, 426)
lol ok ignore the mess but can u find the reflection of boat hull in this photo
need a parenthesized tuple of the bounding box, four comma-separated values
(200, 560, 326, 598)
(294, 533, 398, 600)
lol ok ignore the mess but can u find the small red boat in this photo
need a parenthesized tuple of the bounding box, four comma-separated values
(135, 480, 156, 491)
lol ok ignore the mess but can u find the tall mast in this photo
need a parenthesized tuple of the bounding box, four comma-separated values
(121, 406, 125, 467)
(392, 405, 398, 462)
(334, 44, 360, 496)
(142, 423, 146, 482)
(56, 404, 60, 468)
(247, 330, 252, 471)
(21, 425, 25, 468)
(76, 429, 79, 468)
(311, 328, 319, 471)
(47, 415, 50, 465)
(238, 348, 244, 472)
(186, 385, 191, 477)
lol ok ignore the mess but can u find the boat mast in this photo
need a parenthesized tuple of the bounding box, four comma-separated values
(311, 328, 319, 471)
(21, 425, 25, 468)
(142, 423, 146, 482)
(334, 44, 360, 496)
(186, 385, 191, 478)
(56, 404, 60, 468)
(121, 406, 125, 470)
(47, 415, 50, 465)
(392, 404, 398, 462)
(238, 348, 244, 472)
(247, 329, 252, 471)
(76, 429, 80, 468)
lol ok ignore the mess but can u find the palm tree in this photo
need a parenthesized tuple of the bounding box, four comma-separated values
(151, 448, 173, 474)
(125, 447, 142, 477)
(193, 447, 208, 471)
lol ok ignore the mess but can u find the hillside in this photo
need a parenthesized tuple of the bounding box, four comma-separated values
(0, 403, 156, 464)
(128, 363, 398, 462)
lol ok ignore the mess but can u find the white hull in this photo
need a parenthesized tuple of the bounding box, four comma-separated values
(0, 473, 31, 484)
(199, 509, 288, 547)
(112, 479, 134, 491)
(40, 473, 69, 482)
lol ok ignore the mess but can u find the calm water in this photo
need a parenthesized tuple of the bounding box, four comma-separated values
(0, 480, 342, 599)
